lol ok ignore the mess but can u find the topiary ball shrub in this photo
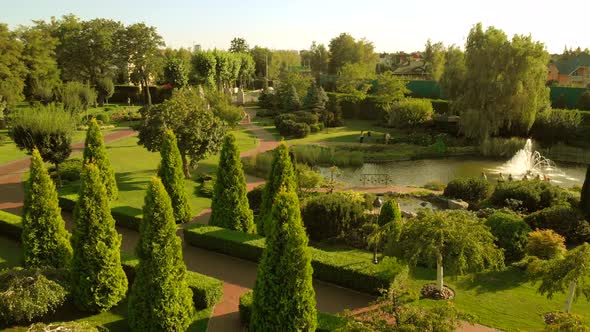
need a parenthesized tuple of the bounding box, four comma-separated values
(524, 204, 590, 245)
(420, 283, 455, 300)
(247, 185, 265, 215)
(95, 113, 110, 125)
(0, 268, 69, 325)
(443, 177, 491, 204)
(486, 211, 530, 262)
(301, 192, 366, 242)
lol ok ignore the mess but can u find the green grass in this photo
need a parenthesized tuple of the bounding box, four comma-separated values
(0, 235, 21, 269)
(59, 127, 258, 220)
(316, 244, 590, 331)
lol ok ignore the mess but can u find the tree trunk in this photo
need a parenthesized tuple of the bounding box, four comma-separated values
(436, 252, 444, 291)
(143, 79, 152, 106)
(181, 153, 190, 179)
(565, 280, 577, 313)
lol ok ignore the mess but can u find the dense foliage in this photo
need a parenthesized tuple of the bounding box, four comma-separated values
(301, 192, 366, 241)
(444, 176, 491, 203)
(83, 118, 118, 200)
(491, 180, 573, 213)
(157, 130, 191, 223)
(530, 109, 581, 146)
(22, 149, 72, 268)
(485, 211, 530, 262)
(524, 204, 590, 245)
(210, 133, 255, 232)
(128, 178, 194, 331)
(525, 229, 567, 260)
(388, 98, 434, 127)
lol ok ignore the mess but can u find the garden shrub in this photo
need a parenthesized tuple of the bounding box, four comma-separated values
(525, 229, 566, 260)
(524, 204, 590, 244)
(491, 180, 573, 213)
(83, 119, 118, 201)
(257, 89, 279, 110)
(430, 99, 451, 114)
(247, 185, 265, 215)
(49, 158, 82, 183)
(544, 311, 589, 332)
(197, 178, 215, 198)
(486, 211, 530, 262)
(531, 109, 581, 146)
(27, 322, 99, 332)
(0, 268, 68, 325)
(444, 177, 491, 203)
(274, 112, 318, 138)
(388, 98, 433, 127)
(95, 113, 110, 124)
(301, 192, 366, 241)
(378, 199, 402, 226)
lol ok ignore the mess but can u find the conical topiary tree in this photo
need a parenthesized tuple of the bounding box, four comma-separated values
(258, 142, 297, 236)
(128, 177, 194, 331)
(158, 129, 191, 223)
(581, 165, 590, 217)
(378, 199, 402, 226)
(22, 149, 72, 268)
(209, 133, 255, 233)
(83, 118, 118, 201)
(70, 163, 127, 312)
(250, 189, 317, 331)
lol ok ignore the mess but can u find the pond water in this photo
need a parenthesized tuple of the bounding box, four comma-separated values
(318, 158, 587, 188)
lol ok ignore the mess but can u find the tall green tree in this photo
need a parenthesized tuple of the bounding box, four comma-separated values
(191, 50, 217, 88)
(423, 39, 447, 81)
(529, 243, 590, 313)
(83, 118, 118, 201)
(258, 142, 297, 236)
(251, 189, 317, 331)
(137, 88, 227, 178)
(163, 56, 189, 88)
(440, 45, 466, 103)
(0, 23, 26, 107)
(249, 46, 272, 79)
(373, 72, 409, 109)
(158, 130, 191, 223)
(22, 149, 72, 268)
(128, 177, 194, 331)
(70, 163, 127, 312)
(328, 33, 378, 74)
(96, 77, 114, 106)
(229, 37, 249, 53)
(387, 210, 504, 292)
(458, 23, 550, 141)
(303, 81, 328, 113)
(581, 165, 590, 217)
(210, 133, 255, 232)
(336, 62, 375, 100)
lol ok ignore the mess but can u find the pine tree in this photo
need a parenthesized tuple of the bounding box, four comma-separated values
(303, 82, 328, 113)
(70, 163, 127, 312)
(158, 130, 191, 223)
(283, 84, 301, 112)
(22, 149, 72, 268)
(128, 177, 194, 331)
(581, 165, 590, 217)
(83, 118, 118, 201)
(251, 189, 317, 331)
(210, 133, 255, 232)
(258, 142, 297, 236)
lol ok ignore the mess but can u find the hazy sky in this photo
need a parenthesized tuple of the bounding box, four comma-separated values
(3, 0, 589, 54)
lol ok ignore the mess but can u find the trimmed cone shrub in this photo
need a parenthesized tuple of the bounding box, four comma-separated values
(210, 134, 255, 233)
(581, 165, 590, 217)
(258, 142, 297, 236)
(251, 189, 317, 331)
(128, 177, 194, 331)
(83, 118, 118, 200)
(22, 149, 72, 268)
(70, 163, 127, 312)
(158, 130, 191, 223)
(378, 199, 402, 226)
(485, 211, 530, 262)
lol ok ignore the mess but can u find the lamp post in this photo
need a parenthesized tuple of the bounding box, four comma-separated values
(372, 196, 384, 264)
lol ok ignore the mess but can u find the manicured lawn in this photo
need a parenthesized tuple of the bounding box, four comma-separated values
(315, 243, 590, 331)
(59, 127, 258, 220)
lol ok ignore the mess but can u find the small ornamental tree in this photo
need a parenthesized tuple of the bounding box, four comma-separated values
(258, 142, 297, 236)
(387, 210, 504, 293)
(70, 163, 127, 312)
(378, 199, 402, 226)
(158, 130, 191, 223)
(529, 243, 590, 313)
(251, 189, 317, 331)
(210, 134, 255, 233)
(22, 149, 72, 268)
(128, 177, 194, 331)
(581, 165, 590, 217)
(83, 118, 118, 201)
(525, 229, 567, 260)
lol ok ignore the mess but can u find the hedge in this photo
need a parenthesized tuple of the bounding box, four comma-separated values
(0, 210, 22, 240)
(183, 224, 396, 294)
(121, 256, 223, 310)
(238, 291, 346, 331)
(59, 196, 141, 230)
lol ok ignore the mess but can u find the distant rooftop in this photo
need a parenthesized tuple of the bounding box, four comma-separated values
(552, 53, 590, 74)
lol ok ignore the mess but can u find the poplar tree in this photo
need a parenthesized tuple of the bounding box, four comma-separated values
(158, 130, 191, 223)
(70, 163, 127, 312)
(22, 149, 72, 268)
(258, 142, 297, 236)
(210, 133, 255, 232)
(251, 189, 317, 331)
(128, 177, 194, 331)
(83, 118, 118, 200)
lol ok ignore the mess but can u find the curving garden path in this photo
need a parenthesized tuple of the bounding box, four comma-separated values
(0, 118, 497, 332)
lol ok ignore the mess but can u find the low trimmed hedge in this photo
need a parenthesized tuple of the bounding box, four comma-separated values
(59, 196, 141, 230)
(183, 224, 397, 294)
(238, 291, 346, 331)
(0, 210, 22, 240)
(121, 257, 223, 310)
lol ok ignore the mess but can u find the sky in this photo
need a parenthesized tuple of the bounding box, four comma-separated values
(3, 0, 590, 54)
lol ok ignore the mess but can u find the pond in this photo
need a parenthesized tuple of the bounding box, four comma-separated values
(318, 157, 587, 188)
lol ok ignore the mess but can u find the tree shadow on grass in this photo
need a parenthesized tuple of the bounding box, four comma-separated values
(115, 171, 155, 193)
(451, 267, 529, 294)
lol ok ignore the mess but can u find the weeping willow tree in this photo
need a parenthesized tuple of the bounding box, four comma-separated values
(458, 23, 550, 142)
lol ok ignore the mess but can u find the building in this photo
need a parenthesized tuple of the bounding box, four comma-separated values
(548, 53, 590, 86)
